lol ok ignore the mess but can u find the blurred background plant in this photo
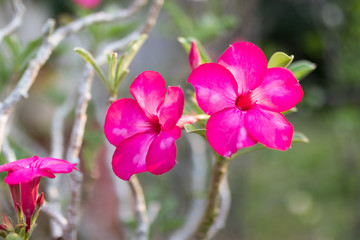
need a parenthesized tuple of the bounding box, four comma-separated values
(0, 0, 359, 240)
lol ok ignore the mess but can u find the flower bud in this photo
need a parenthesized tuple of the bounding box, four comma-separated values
(36, 193, 44, 209)
(189, 41, 201, 70)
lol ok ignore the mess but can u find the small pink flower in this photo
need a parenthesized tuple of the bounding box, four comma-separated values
(104, 71, 184, 181)
(72, 0, 101, 9)
(189, 41, 201, 70)
(0, 156, 77, 231)
(188, 42, 303, 157)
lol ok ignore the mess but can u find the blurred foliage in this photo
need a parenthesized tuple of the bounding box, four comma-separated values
(164, 0, 237, 42)
(0, 0, 360, 239)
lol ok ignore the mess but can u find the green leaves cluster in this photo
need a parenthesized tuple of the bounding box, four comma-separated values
(0, 35, 42, 97)
(74, 34, 148, 98)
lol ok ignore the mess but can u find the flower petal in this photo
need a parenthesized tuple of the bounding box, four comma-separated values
(36, 158, 78, 173)
(206, 108, 257, 157)
(251, 67, 303, 112)
(245, 108, 293, 150)
(146, 127, 181, 175)
(0, 156, 38, 172)
(5, 169, 55, 185)
(104, 98, 154, 147)
(188, 63, 238, 115)
(112, 133, 156, 181)
(217, 42, 267, 94)
(158, 86, 184, 131)
(20, 177, 41, 230)
(130, 71, 167, 120)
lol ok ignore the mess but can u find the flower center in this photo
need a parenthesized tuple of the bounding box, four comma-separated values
(150, 116, 161, 135)
(236, 92, 255, 110)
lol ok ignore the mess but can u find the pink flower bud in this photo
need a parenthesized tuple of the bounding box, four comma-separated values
(72, 0, 101, 9)
(36, 193, 44, 209)
(189, 41, 201, 70)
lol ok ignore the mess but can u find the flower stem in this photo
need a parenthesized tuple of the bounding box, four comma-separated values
(193, 154, 229, 240)
(129, 175, 149, 240)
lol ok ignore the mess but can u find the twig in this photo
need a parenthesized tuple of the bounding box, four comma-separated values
(46, 93, 77, 239)
(0, 0, 147, 152)
(0, 0, 25, 44)
(63, 67, 94, 240)
(208, 173, 231, 239)
(41, 202, 68, 230)
(2, 138, 16, 163)
(129, 176, 149, 240)
(193, 154, 230, 240)
(170, 134, 208, 240)
(51, 94, 76, 159)
(64, 0, 165, 239)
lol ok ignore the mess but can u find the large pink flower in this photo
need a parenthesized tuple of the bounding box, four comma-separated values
(0, 156, 77, 231)
(104, 71, 184, 181)
(188, 42, 303, 157)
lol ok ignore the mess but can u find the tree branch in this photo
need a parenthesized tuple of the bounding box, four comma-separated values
(63, 0, 165, 238)
(129, 176, 149, 240)
(0, 0, 25, 44)
(208, 173, 231, 239)
(0, 0, 147, 152)
(170, 134, 208, 240)
(193, 154, 230, 240)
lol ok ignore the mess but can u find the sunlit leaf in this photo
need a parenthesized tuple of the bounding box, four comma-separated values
(268, 52, 294, 68)
(5, 233, 24, 240)
(282, 107, 298, 115)
(231, 131, 309, 159)
(288, 60, 316, 80)
(292, 131, 310, 143)
(184, 124, 206, 139)
(74, 47, 108, 90)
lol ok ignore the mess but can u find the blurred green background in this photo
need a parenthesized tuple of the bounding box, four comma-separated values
(1, 0, 360, 239)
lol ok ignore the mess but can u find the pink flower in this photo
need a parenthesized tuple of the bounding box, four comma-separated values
(104, 71, 184, 181)
(188, 42, 303, 157)
(0, 156, 77, 231)
(189, 41, 201, 70)
(72, 0, 101, 9)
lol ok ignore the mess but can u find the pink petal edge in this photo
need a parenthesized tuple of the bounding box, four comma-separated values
(206, 107, 257, 157)
(217, 42, 268, 95)
(251, 67, 303, 112)
(245, 108, 293, 150)
(188, 63, 238, 115)
(146, 127, 181, 175)
(158, 86, 185, 131)
(130, 71, 167, 121)
(112, 133, 156, 181)
(104, 98, 154, 147)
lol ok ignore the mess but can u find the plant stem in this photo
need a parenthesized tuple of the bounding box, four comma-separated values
(129, 175, 149, 240)
(193, 154, 229, 240)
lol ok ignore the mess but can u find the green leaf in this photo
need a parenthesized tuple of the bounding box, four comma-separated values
(15, 37, 42, 71)
(4, 36, 22, 59)
(178, 37, 212, 63)
(231, 131, 309, 159)
(292, 131, 310, 143)
(117, 34, 148, 72)
(282, 107, 298, 115)
(108, 52, 118, 90)
(184, 124, 206, 139)
(74, 47, 109, 90)
(288, 60, 316, 80)
(5, 233, 24, 240)
(268, 52, 294, 68)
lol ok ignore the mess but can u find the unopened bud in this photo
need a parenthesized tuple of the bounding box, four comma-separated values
(189, 41, 201, 70)
(36, 193, 44, 209)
